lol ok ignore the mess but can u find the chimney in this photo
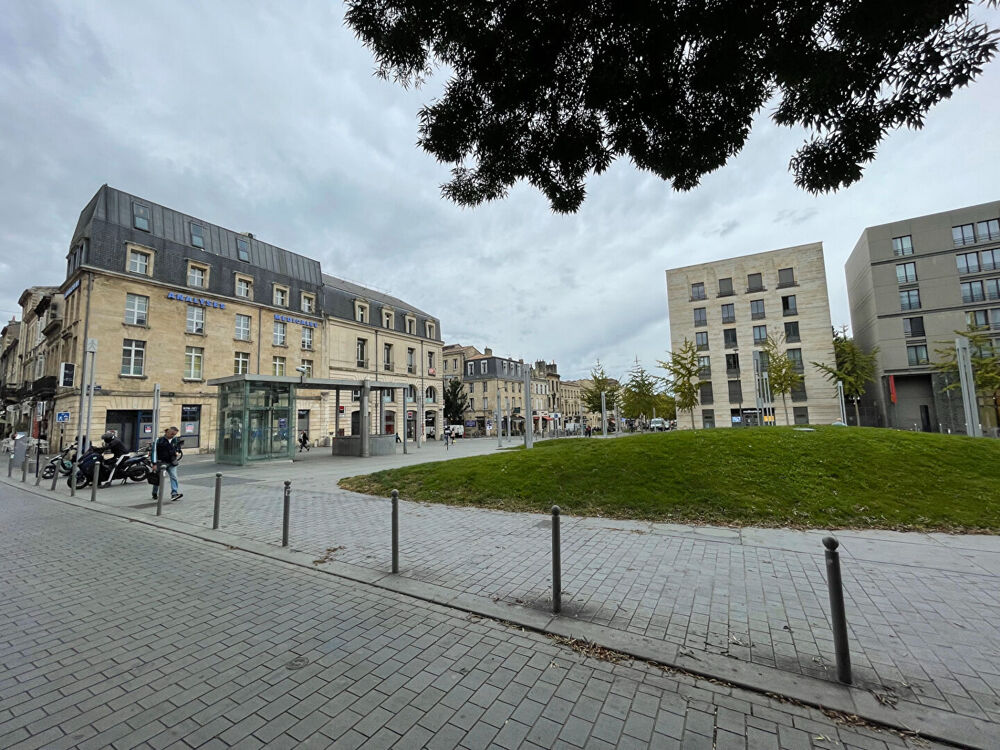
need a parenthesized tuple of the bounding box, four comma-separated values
(484, 347, 493, 356)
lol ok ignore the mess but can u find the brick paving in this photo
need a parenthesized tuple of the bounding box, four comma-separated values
(0, 483, 944, 749)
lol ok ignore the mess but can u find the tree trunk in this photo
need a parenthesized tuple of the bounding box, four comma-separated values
(782, 394, 789, 425)
(690, 409, 696, 429)
(853, 398, 860, 426)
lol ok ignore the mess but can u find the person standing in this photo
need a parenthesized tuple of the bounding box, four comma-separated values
(152, 426, 183, 501)
(298, 430, 310, 452)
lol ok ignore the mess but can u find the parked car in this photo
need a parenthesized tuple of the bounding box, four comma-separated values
(649, 418, 667, 432)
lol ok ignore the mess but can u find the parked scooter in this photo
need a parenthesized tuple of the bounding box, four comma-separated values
(40, 442, 77, 479)
(118, 444, 154, 483)
(66, 440, 151, 489)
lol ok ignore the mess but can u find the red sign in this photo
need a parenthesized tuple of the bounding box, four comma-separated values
(888, 375, 897, 404)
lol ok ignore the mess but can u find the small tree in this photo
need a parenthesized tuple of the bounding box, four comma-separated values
(761, 336, 803, 425)
(812, 329, 878, 425)
(581, 361, 620, 425)
(443, 378, 469, 424)
(657, 339, 703, 429)
(934, 327, 1000, 429)
(620, 359, 662, 421)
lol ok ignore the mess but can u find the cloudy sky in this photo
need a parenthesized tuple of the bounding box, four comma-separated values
(2, 2, 999, 381)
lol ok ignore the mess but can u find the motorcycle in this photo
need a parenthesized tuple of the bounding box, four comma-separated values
(67, 444, 150, 489)
(119, 444, 154, 483)
(41, 442, 77, 479)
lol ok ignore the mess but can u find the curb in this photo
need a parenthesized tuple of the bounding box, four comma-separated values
(2, 476, 994, 748)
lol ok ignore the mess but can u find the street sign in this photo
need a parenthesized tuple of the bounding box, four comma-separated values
(56, 411, 71, 423)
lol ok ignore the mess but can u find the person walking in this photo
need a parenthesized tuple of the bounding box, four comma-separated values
(152, 426, 183, 502)
(298, 430, 310, 452)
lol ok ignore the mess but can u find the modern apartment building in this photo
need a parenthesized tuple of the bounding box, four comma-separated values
(846, 201, 1000, 433)
(0, 185, 443, 451)
(666, 243, 841, 428)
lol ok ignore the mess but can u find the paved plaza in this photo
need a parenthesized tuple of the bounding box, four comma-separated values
(2, 436, 998, 747)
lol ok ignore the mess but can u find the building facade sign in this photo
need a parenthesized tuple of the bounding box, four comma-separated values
(274, 313, 319, 328)
(167, 291, 226, 308)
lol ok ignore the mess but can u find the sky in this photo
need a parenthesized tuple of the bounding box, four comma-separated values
(1, 1, 999, 381)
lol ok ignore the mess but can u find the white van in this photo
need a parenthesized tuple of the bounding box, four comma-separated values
(649, 418, 667, 432)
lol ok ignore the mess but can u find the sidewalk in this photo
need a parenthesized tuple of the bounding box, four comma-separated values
(5, 437, 999, 747)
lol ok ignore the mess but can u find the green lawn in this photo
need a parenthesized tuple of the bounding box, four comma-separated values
(338, 426, 1000, 532)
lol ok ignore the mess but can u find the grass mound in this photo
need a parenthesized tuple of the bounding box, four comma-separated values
(338, 426, 1000, 532)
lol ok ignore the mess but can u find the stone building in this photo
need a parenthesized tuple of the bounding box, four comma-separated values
(666, 243, 841, 428)
(846, 201, 1000, 433)
(1, 185, 442, 452)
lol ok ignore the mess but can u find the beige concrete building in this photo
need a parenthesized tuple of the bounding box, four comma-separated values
(846, 201, 1000, 433)
(666, 243, 840, 428)
(0, 186, 442, 452)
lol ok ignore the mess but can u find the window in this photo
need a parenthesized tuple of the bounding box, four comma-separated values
(728, 380, 743, 403)
(186, 305, 205, 334)
(480, 360, 487, 374)
(185, 347, 204, 379)
(724, 328, 738, 349)
(787, 348, 803, 370)
(274, 285, 289, 307)
(900, 289, 921, 311)
(356, 338, 367, 368)
(782, 295, 798, 316)
(718, 278, 734, 297)
(408, 348, 416, 374)
(988, 279, 1000, 301)
(121, 339, 145, 376)
(132, 202, 151, 232)
(747, 272, 764, 292)
(124, 294, 148, 326)
(406, 385, 416, 402)
(236, 237, 250, 262)
(981, 249, 999, 272)
(758, 351, 770, 371)
(957, 252, 980, 274)
(699, 383, 713, 404)
(128, 249, 151, 275)
(793, 407, 809, 425)
(405, 316, 415, 335)
(301, 293, 315, 314)
(355, 302, 368, 323)
(301, 360, 313, 377)
(272, 356, 286, 376)
(777, 267, 796, 287)
(383, 343, 393, 371)
(964, 309, 989, 330)
(895, 262, 917, 284)
(301, 327, 313, 350)
(784, 321, 800, 342)
(273, 321, 287, 346)
(383, 310, 394, 329)
(903, 317, 924, 337)
(233, 314, 251, 341)
(725, 352, 740, 374)
(976, 218, 1000, 242)
(425, 386, 436, 403)
(961, 281, 985, 303)
(892, 235, 914, 256)
(469, 397, 474, 411)
(953, 224, 975, 246)
(698, 355, 711, 377)
(750, 299, 765, 320)
(352, 388, 362, 402)
(702, 410, 715, 429)
(721, 303, 735, 323)
(234, 352, 249, 375)
(502, 361, 508, 374)
(466, 362, 474, 376)
(791, 380, 807, 401)
(753, 325, 767, 345)
(907, 345, 929, 366)
(691, 282, 706, 300)
(484, 396, 489, 410)
(190, 223, 205, 249)
(695, 331, 709, 351)
(236, 277, 252, 299)
(427, 351, 435, 371)
(992, 309, 1000, 329)
(426, 322, 436, 339)
(693, 307, 707, 327)
(187, 263, 208, 288)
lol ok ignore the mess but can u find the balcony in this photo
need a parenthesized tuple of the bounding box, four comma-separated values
(962, 293, 985, 304)
(690, 293, 707, 302)
(32, 375, 58, 399)
(746, 285, 766, 294)
(777, 280, 798, 289)
(717, 289, 735, 298)
(42, 312, 62, 336)
(785, 334, 801, 343)
(356, 358, 369, 369)
(783, 307, 798, 317)
(721, 315, 735, 324)
(726, 368, 740, 378)
(383, 361, 393, 372)
(751, 311, 766, 321)
(698, 368, 711, 379)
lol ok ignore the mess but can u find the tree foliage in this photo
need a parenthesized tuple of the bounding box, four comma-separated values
(620, 360, 664, 420)
(657, 339, 704, 428)
(812, 329, 878, 424)
(346, 1, 997, 212)
(761, 335, 804, 425)
(581, 361, 619, 415)
(934, 326, 1000, 424)
(443, 378, 469, 423)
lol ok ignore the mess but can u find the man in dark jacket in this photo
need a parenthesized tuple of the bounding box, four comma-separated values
(152, 426, 183, 501)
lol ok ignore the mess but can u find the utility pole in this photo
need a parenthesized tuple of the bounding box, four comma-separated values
(523, 364, 533, 449)
(836, 380, 847, 424)
(600, 391, 607, 437)
(956, 337, 982, 437)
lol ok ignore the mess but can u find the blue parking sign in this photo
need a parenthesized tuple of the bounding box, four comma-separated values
(56, 411, 71, 423)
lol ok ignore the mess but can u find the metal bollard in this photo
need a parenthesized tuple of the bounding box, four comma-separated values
(282, 481, 291, 547)
(90, 459, 99, 502)
(49, 460, 59, 492)
(391, 489, 399, 573)
(157, 466, 166, 516)
(823, 537, 853, 684)
(70, 462, 77, 497)
(21, 454, 27, 483)
(7, 453, 12, 477)
(213, 473, 222, 530)
(552, 505, 562, 614)
(34, 453, 42, 486)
